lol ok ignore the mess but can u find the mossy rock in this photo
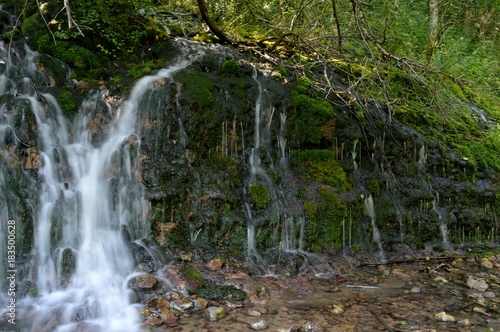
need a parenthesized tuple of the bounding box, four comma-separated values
(197, 283, 247, 301)
(292, 149, 351, 190)
(174, 68, 215, 109)
(181, 265, 205, 290)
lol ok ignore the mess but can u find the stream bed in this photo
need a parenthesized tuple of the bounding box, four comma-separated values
(137, 248, 500, 332)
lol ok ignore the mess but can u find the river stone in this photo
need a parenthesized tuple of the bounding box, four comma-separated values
(457, 318, 471, 326)
(193, 296, 209, 310)
(133, 273, 157, 288)
(170, 298, 194, 312)
(467, 276, 489, 292)
(206, 258, 225, 271)
(250, 319, 268, 331)
(145, 314, 164, 327)
(205, 306, 226, 321)
(299, 321, 323, 332)
(435, 311, 455, 322)
(164, 290, 183, 300)
(481, 258, 493, 269)
(331, 304, 345, 314)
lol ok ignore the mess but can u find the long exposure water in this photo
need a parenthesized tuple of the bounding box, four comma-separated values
(0, 39, 205, 331)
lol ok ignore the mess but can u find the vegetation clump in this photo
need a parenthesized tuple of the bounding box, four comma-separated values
(221, 59, 240, 76)
(249, 183, 270, 209)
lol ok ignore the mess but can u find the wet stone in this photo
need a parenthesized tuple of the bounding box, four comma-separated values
(206, 258, 225, 271)
(250, 319, 268, 331)
(205, 306, 226, 321)
(331, 304, 344, 314)
(435, 311, 455, 322)
(481, 258, 493, 269)
(458, 318, 471, 326)
(132, 273, 157, 289)
(145, 314, 164, 327)
(192, 296, 208, 310)
(164, 290, 183, 300)
(170, 298, 194, 312)
(467, 276, 489, 292)
(299, 321, 323, 332)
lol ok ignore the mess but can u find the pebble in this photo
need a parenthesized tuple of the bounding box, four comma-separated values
(481, 258, 493, 269)
(205, 306, 226, 321)
(433, 276, 448, 283)
(250, 319, 268, 331)
(435, 311, 456, 322)
(410, 286, 421, 293)
(458, 318, 471, 326)
(467, 276, 489, 292)
(248, 309, 262, 317)
(299, 321, 323, 332)
(473, 306, 491, 316)
(331, 304, 345, 314)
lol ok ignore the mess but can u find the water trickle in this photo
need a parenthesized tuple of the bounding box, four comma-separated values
(431, 191, 452, 251)
(418, 144, 426, 168)
(363, 194, 386, 262)
(352, 139, 358, 170)
(1, 40, 205, 331)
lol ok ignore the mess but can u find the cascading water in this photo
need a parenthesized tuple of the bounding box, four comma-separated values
(244, 66, 265, 260)
(0, 39, 205, 331)
(363, 194, 386, 262)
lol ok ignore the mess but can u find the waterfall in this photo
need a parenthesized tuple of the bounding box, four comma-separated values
(0, 40, 205, 331)
(363, 194, 386, 262)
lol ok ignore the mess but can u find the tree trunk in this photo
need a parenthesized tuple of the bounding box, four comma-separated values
(427, 0, 439, 61)
(332, 0, 342, 51)
(197, 0, 232, 45)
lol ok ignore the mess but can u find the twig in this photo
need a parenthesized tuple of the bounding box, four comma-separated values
(370, 310, 395, 332)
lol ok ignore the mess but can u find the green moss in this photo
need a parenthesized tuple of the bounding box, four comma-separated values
(221, 59, 240, 76)
(366, 175, 380, 196)
(197, 283, 246, 300)
(290, 78, 336, 146)
(181, 265, 205, 289)
(127, 61, 160, 79)
(292, 149, 351, 190)
(249, 183, 270, 209)
(175, 69, 215, 109)
(56, 91, 77, 116)
(304, 186, 350, 252)
(193, 32, 218, 43)
(272, 66, 287, 79)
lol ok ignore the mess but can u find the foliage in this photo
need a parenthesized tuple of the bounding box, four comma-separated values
(249, 183, 270, 209)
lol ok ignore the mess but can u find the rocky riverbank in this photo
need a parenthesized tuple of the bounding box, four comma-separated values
(128, 244, 500, 332)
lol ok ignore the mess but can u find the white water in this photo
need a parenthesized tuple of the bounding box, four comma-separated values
(363, 194, 386, 262)
(0, 40, 205, 331)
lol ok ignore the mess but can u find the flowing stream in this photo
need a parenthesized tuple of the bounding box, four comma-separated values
(0, 39, 205, 331)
